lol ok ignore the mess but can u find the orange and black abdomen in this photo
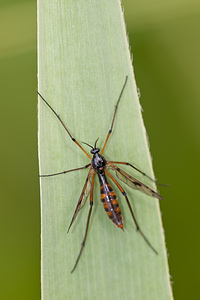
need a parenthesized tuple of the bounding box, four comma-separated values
(98, 172, 123, 230)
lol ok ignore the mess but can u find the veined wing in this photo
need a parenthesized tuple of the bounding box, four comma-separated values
(108, 163, 163, 200)
(78, 172, 93, 211)
(67, 169, 94, 232)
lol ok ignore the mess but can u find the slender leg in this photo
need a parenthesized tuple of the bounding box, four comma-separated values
(109, 161, 161, 184)
(105, 170, 158, 255)
(40, 163, 91, 177)
(37, 91, 91, 159)
(101, 76, 128, 154)
(71, 173, 95, 273)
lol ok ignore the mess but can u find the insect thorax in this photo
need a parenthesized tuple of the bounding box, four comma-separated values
(91, 153, 106, 173)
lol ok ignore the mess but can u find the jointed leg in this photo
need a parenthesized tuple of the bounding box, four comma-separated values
(37, 91, 91, 159)
(105, 170, 158, 255)
(40, 163, 91, 177)
(101, 76, 128, 154)
(71, 173, 95, 273)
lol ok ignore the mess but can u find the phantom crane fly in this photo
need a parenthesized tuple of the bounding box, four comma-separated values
(38, 76, 163, 273)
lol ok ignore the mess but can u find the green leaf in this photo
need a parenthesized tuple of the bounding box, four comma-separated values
(38, 1, 173, 299)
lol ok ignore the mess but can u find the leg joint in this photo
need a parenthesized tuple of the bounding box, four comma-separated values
(122, 191, 126, 196)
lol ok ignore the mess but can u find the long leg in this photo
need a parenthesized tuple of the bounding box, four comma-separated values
(109, 161, 162, 185)
(38, 92, 91, 159)
(101, 76, 128, 154)
(105, 170, 158, 255)
(40, 163, 91, 177)
(71, 173, 95, 273)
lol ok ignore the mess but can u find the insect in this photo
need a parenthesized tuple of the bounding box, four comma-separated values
(38, 76, 163, 273)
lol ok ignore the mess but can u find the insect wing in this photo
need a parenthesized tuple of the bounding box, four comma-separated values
(67, 169, 94, 233)
(78, 173, 93, 211)
(109, 163, 163, 200)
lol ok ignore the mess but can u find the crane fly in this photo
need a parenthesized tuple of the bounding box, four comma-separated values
(38, 76, 163, 273)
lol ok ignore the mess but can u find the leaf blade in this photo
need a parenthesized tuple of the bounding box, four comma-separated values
(38, 1, 173, 299)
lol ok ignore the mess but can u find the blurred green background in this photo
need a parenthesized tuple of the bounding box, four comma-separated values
(1, 0, 199, 299)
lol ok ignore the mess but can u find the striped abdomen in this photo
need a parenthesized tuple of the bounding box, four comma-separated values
(98, 172, 123, 230)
